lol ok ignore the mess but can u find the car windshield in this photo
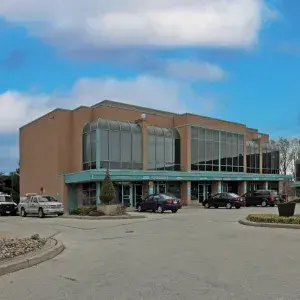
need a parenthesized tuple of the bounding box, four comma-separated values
(38, 196, 56, 202)
(228, 193, 239, 198)
(160, 194, 174, 200)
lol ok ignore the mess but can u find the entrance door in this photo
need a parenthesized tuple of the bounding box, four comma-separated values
(222, 183, 229, 193)
(198, 184, 205, 203)
(122, 185, 132, 207)
(155, 183, 166, 194)
(198, 184, 212, 203)
(133, 184, 143, 207)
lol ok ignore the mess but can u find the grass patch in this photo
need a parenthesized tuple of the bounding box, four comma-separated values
(247, 214, 300, 225)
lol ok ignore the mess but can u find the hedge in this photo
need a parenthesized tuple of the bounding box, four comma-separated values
(247, 214, 300, 225)
(69, 206, 97, 215)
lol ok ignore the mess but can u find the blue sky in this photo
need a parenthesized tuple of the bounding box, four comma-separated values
(0, 0, 299, 173)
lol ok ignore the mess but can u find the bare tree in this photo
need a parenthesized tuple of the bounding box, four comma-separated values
(274, 137, 300, 176)
(276, 138, 291, 175)
(289, 138, 300, 178)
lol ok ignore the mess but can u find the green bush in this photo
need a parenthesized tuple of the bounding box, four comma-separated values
(247, 214, 300, 225)
(70, 206, 97, 215)
(100, 169, 116, 204)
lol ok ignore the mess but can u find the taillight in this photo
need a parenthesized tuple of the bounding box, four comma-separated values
(166, 200, 173, 204)
(269, 195, 275, 201)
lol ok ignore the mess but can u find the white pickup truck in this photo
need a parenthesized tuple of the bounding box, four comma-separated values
(18, 194, 64, 218)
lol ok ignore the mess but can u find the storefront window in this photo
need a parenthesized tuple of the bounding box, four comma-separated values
(191, 127, 244, 173)
(148, 126, 180, 171)
(246, 141, 260, 173)
(82, 119, 143, 170)
(262, 142, 280, 174)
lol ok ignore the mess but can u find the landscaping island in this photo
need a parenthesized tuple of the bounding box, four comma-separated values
(247, 214, 300, 225)
(0, 234, 46, 261)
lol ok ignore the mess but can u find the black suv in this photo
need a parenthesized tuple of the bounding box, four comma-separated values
(243, 190, 279, 207)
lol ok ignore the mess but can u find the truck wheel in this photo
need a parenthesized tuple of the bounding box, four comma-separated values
(38, 208, 44, 218)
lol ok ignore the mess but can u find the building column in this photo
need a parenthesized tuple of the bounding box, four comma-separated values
(178, 126, 191, 172)
(181, 181, 191, 206)
(238, 181, 247, 195)
(149, 181, 154, 194)
(212, 181, 221, 195)
(58, 175, 68, 212)
(68, 184, 77, 213)
(136, 119, 148, 170)
(264, 181, 268, 190)
(96, 182, 101, 205)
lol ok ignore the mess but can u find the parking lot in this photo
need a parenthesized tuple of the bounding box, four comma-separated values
(1, 206, 300, 300)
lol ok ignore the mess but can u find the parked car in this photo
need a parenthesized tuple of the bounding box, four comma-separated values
(242, 190, 279, 207)
(136, 193, 181, 213)
(0, 193, 18, 216)
(203, 192, 245, 209)
(18, 194, 64, 218)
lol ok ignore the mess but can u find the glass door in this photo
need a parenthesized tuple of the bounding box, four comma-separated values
(198, 184, 212, 203)
(198, 184, 205, 203)
(133, 184, 143, 208)
(222, 182, 229, 193)
(155, 183, 166, 194)
(122, 184, 133, 207)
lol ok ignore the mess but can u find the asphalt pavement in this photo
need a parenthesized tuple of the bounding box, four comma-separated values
(0, 206, 300, 300)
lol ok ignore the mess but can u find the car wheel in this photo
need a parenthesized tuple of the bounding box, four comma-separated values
(235, 205, 241, 209)
(21, 208, 27, 217)
(38, 208, 44, 218)
(137, 205, 142, 212)
(157, 205, 164, 213)
(261, 200, 267, 207)
(204, 202, 210, 209)
(226, 202, 232, 209)
(172, 209, 178, 213)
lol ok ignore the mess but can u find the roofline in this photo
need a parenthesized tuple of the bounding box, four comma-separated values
(92, 100, 178, 118)
(19, 108, 70, 130)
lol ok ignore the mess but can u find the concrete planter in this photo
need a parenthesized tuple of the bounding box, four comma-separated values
(277, 202, 296, 217)
(97, 204, 123, 216)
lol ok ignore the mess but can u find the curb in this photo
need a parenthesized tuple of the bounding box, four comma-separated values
(0, 238, 65, 276)
(61, 215, 146, 220)
(238, 218, 300, 229)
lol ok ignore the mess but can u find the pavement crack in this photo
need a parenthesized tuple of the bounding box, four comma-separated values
(59, 276, 78, 282)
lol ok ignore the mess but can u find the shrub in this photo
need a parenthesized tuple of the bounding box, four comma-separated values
(100, 169, 116, 205)
(70, 206, 97, 215)
(89, 210, 105, 217)
(247, 214, 300, 225)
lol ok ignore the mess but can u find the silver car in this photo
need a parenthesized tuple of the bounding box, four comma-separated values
(19, 195, 64, 218)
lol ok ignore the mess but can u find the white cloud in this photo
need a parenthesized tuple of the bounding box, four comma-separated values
(164, 60, 227, 81)
(0, 75, 218, 134)
(0, 0, 275, 50)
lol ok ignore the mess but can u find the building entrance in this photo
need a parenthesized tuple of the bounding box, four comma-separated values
(154, 183, 166, 194)
(117, 183, 143, 207)
(198, 183, 212, 203)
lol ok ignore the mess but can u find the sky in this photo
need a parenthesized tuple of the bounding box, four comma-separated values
(0, 0, 300, 173)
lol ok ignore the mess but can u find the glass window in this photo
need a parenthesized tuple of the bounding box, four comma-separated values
(132, 134, 142, 164)
(148, 126, 180, 171)
(191, 127, 198, 139)
(90, 130, 96, 162)
(121, 132, 131, 162)
(100, 130, 109, 161)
